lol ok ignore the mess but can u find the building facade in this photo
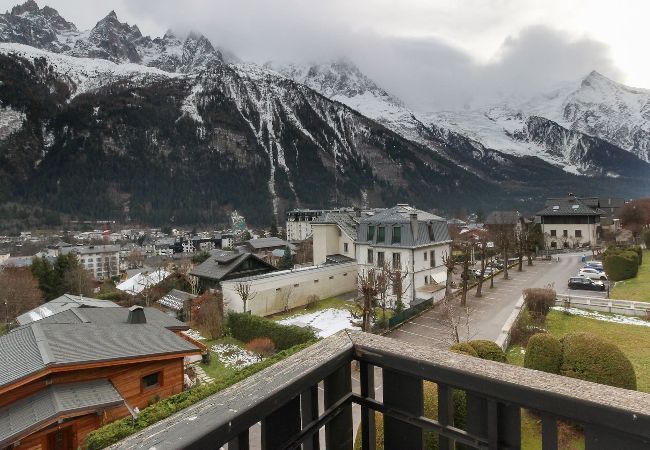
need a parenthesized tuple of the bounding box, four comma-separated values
(537, 195, 603, 249)
(356, 205, 451, 307)
(61, 245, 121, 280)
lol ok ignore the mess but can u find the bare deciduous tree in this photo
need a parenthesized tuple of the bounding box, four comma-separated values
(62, 266, 94, 297)
(235, 282, 256, 313)
(0, 267, 44, 327)
(474, 235, 489, 298)
(193, 291, 224, 339)
(357, 267, 380, 332)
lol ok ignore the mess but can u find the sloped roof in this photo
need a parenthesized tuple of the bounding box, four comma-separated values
(0, 380, 123, 447)
(246, 237, 293, 250)
(157, 289, 197, 312)
(484, 211, 521, 225)
(116, 269, 171, 295)
(537, 196, 605, 216)
(30, 306, 188, 330)
(356, 205, 450, 248)
(16, 294, 120, 326)
(312, 211, 365, 239)
(1, 310, 199, 389)
(190, 251, 275, 281)
(362, 205, 444, 224)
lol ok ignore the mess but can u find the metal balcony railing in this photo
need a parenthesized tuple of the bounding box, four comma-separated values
(113, 331, 650, 450)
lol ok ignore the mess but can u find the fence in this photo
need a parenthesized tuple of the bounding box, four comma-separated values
(555, 294, 650, 317)
(387, 298, 434, 328)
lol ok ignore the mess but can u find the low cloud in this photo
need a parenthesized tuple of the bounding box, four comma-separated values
(2, 0, 623, 111)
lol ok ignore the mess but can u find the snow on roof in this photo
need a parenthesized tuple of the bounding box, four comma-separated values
(116, 269, 171, 295)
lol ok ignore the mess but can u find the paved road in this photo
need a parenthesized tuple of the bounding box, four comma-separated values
(387, 252, 605, 348)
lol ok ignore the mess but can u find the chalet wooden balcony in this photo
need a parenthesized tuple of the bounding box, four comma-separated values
(113, 331, 650, 450)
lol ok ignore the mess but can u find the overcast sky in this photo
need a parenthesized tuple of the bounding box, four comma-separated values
(2, 0, 646, 110)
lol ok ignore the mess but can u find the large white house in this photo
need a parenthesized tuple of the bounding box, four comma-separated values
(311, 210, 366, 264)
(537, 195, 603, 249)
(356, 205, 451, 307)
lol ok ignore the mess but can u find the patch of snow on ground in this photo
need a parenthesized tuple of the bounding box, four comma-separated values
(0, 105, 26, 140)
(182, 329, 206, 340)
(552, 307, 650, 327)
(279, 308, 359, 338)
(211, 344, 258, 369)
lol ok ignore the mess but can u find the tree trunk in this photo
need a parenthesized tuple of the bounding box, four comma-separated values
(461, 259, 469, 306)
(503, 246, 509, 280)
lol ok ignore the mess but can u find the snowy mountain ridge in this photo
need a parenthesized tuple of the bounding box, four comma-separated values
(0, 0, 222, 73)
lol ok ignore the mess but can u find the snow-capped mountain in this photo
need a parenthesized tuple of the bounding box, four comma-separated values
(272, 60, 650, 178)
(0, 1, 649, 227)
(0, 0, 222, 72)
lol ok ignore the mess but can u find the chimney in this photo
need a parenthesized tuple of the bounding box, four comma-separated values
(410, 213, 418, 238)
(127, 305, 147, 324)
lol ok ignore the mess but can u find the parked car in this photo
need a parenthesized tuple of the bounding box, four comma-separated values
(585, 261, 604, 269)
(583, 264, 604, 272)
(578, 268, 607, 281)
(488, 261, 504, 270)
(473, 267, 497, 278)
(568, 277, 606, 291)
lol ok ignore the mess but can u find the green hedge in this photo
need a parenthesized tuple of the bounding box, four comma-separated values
(468, 340, 506, 362)
(227, 312, 317, 350)
(450, 342, 478, 357)
(644, 230, 650, 249)
(560, 332, 637, 390)
(603, 251, 639, 281)
(524, 333, 562, 374)
(85, 342, 314, 450)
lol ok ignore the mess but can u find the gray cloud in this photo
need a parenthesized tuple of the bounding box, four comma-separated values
(1, 0, 624, 110)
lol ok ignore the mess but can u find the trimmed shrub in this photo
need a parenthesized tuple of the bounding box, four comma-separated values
(560, 332, 637, 390)
(603, 251, 639, 281)
(522, 288, 556, 322)
(449, 342, 478, 357)
(85, 342, 313, 450)
(468, 340, 506, 362)
(524, 333, 562, 374)
(227, 312, 316, 350)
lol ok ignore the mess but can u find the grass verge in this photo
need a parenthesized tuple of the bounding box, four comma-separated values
(611, 250, 650, 302)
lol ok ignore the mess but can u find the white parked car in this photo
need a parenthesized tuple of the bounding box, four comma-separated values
(578, 268, 607, 281)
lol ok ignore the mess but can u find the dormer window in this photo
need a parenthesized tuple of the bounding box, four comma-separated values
(367, 225, 375, 241)
(377, 226, 385, 243)
(391, 226, 401, 244)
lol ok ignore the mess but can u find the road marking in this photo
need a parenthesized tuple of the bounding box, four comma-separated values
(395, 328, 449, 344)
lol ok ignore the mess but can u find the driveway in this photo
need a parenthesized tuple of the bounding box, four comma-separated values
(387, 252, 597, 348)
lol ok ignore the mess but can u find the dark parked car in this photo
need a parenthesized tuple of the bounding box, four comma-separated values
(568, 277, 605, 291)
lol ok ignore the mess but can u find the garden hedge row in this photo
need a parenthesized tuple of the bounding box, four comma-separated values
(85, 341, 314, 450)
(227, 312, 317, 350)
(603, 251, 639, 281)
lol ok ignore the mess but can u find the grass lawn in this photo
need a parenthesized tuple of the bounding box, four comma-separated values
(506, 308, 650, 449)
(198, 336, 246, 380)
(611, 250, 650, 302)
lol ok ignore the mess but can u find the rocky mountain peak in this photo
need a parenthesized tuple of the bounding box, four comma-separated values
(10, 0, 39, 16)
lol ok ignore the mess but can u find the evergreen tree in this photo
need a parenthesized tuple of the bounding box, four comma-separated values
(278, 246, 294, 270)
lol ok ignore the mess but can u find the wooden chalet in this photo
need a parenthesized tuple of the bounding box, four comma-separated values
(0, 306, 201, 450)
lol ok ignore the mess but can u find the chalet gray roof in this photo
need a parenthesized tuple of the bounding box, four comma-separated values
(16, 294, 120, 325)
(537, 196, 605, 216)
(246, 237, 293, 250)
(312, 211, 368, 239)
(356, 205, 450, 248)
(362, 205, 444, 224)
(1, 311, 199, 388)
(0, 380, 123, 447)
(30, 306, 188, 330)
(485, 211, 521, 225)
(190, 251, 276, 282)
(158, 289, 197, 312)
